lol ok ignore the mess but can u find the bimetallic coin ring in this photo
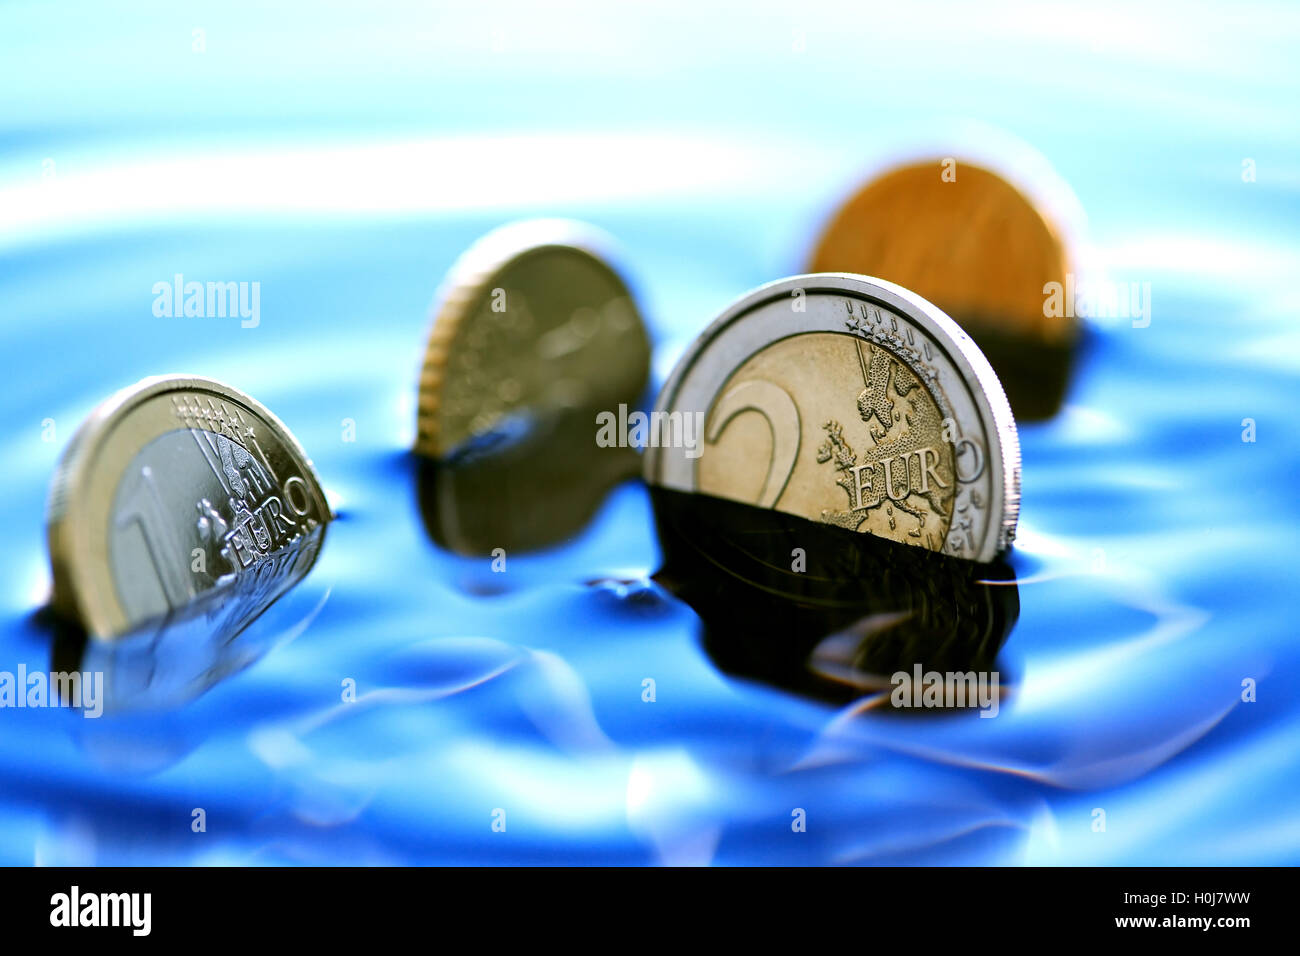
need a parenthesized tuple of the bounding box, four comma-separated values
(47, 375, 330, 640)
(645, 274, 1020, 563)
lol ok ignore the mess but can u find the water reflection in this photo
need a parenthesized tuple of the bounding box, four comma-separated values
(42, 527, 327, 716)
(414, 407, 641, 555)
(650, 486, 1018, 707)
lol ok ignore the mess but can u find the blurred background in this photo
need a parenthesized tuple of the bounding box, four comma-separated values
(1, 1, 1298, 864)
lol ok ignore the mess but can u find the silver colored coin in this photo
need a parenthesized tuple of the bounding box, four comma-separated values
(644, 274, 1020, 563)
(47, 375, 330, 640)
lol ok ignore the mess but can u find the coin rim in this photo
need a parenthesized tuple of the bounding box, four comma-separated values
(46, 374, 330, 639)
(644, 273, 1021, 560)
(415, 218, 647, 458)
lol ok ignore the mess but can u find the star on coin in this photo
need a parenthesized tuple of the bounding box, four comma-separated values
(645, 274, 1019, 563)
(46, 375, 330, 640)
(807, 159, 1078, 420)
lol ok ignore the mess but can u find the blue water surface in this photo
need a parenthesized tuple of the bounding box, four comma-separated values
(1, 1, 1298, 865)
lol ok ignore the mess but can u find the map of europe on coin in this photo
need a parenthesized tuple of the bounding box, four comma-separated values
(644, 275, 1020, 563)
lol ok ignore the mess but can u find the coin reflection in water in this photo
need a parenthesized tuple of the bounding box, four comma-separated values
(651, 487, 1018, 709)
(45, 545, 327, 716)
(415, 407, 640, 555)
(808, 160, 1077, 420)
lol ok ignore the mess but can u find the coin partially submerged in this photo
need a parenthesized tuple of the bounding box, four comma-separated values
(413, 220, 650, 554)
(46, 375, 330, 640)
(645, 274, 1019, 563)
(807, 160, 1076, 420)
(415, 219, 651, 459)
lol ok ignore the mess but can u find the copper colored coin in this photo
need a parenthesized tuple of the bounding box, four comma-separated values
(808, 162, 1075, 418)
(809, 161, 1073, 340)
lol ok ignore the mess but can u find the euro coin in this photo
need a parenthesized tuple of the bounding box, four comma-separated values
(415, 219, 651, 459)
(807, 160, 1075, 419)
(644, 274, 1019, 563)
(46, 375, 330, 640)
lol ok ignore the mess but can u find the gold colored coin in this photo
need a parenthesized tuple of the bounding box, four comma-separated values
(646, 275, 1020, 564)
(416, 220, 651, 459)
(696, 332, 957, 553)
(809, 161, 1072, 341)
